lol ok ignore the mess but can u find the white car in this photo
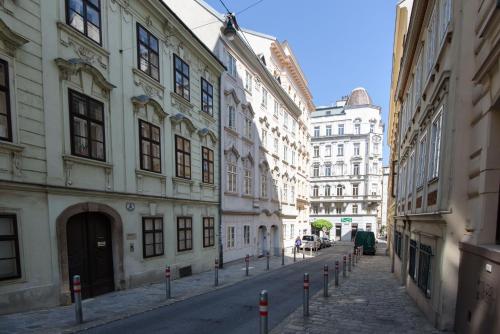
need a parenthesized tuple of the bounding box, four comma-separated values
(300, 235, 321, 251)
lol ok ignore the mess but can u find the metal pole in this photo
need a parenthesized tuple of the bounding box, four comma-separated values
(293, 246, 296, 262)
(214, 259, 219, 286)
(165, 266, 171, 299)
(348, 253, 352, 272)
(323, 265, 328, 297)
(245, 254, 249, 276)
(303, 273, 309, 316)
(343, 255, 347, 278)
(259, 290, 269, 334)
(266, 251, 270, 270)
(353, 251, 356, 267)
(281, 247, 285, 266)
(310, 245, 312, 257)
(303, 247, 305, 259)
(335, 260, 339, 287)
(73, 275, 83, 324)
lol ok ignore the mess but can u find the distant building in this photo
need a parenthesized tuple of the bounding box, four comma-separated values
(310, 88, 384, 241)
(380, 166, 390, 236)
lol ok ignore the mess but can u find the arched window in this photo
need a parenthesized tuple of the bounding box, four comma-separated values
(352, 204, 358, 214)
(325, 185, 331, 197)
(313, 185, 319, 197)
(227, 154, 237, 193)
(243, 158, 253, 195)
(336, 184, 343, 196)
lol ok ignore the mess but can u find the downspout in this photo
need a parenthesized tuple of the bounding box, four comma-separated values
(218, 74, 224, 268)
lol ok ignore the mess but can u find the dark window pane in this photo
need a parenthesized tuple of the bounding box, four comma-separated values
(86, 6, 100, 26)
(69, 0, 84, 14)
(149, 37, 158, 52)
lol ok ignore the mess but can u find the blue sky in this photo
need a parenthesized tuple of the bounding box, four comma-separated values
(204, 0, 398, 165)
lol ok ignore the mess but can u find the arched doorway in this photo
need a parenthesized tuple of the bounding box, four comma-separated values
(67, 212, 114, 300)
(257, 225, 267, 256)
(270, 225, 279, 256)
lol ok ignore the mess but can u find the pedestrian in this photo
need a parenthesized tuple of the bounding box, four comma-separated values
(295, 236, 302, 252)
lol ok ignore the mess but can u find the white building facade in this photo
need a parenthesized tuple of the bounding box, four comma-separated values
(165, 0, 313, 262)
(380, 166, 390, 236)
(309, 88, 383, 241)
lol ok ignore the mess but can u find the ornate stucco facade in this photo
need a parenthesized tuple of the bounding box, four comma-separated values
(0, 0, 224, 313)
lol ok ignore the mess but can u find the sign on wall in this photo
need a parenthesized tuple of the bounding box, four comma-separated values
(341, 217, 352, 223)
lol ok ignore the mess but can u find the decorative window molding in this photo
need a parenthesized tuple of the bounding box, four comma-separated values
(0, 19, 29, 56)
(224, 88, 240, 105)
(131, 95, 167, 119)
(197, 128, 217, 144)
(55, 58, 115, 93)
(170, 113, 196, 134)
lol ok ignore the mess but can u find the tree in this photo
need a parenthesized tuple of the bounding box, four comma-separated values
(311, 219, 333, 232)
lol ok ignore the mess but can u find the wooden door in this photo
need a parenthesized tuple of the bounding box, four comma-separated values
(67, 212, 114, 300)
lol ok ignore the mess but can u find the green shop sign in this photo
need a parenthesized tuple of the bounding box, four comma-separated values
(341, 217, 352, 223)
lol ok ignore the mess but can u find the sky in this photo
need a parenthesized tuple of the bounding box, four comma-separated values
(204, 0, 398, 165)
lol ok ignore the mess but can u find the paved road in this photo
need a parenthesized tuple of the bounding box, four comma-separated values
(84, 244, 352, 334)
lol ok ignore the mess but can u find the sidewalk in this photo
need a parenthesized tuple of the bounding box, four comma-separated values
(0, 248, 317, 334)
(271, 245, 445, 334)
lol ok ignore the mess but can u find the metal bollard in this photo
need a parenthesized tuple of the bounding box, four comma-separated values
(259, 290, 269, 334)
(335, 260, 339, 287)
(214, 259, 219, 286)
(73, 275, 83, 324)
(303, 247, 305, 259)
(355, 248, 359, 264)
(245, 254, 250, 276)
(303, 273, 310, 316)
(323, 265, 329, 297)
(343, 255, 347, 278)
(293, 246, 296, 262)
(310, 246, 313, 257)
(165, 266, 171, 299)
(281, 247, 285, 266)
(348, 253, 352, 272)
(266, 251, 270, 270)
(353, 251, 356, 267)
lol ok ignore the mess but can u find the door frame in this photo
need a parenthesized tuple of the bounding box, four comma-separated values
(56, 202, 124, 305)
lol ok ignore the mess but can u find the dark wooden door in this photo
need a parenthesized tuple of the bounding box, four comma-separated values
(67, 212, 114, 300)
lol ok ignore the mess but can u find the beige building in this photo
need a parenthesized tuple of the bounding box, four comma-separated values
(0, 0, 225, 314)
(389, 0, 500, 332)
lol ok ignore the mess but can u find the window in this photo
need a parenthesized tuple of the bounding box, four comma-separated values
(324, 185, 331, 197)
(337, 144, 344, 156)
(177, 217, 192, 251)
(354, 123, 360, 135)
(373, 143, 379, 153)
(201, 78, 213, 115)
(336, 184, 343, 196)
(272, 178, 278, 199)
(326, 125, 332, 136)
(418, 244, 433, 298)
(325, 145, 331, 157)
(314, 126, 320, 137)
(244, 164, 252, 196)
(174, 55, 190, 101)
(371, 183, 378, 196)
(439, 0, 452, 42)
(142, 217, 163, 258)
(0, 60, 12, 141)
(69, 90, 105, 161)
(261, 129, 268, 147)
(407, 152, 414, 196)
(353, 163, 360, 175)
(203, 217, 215, 247)
(0, 215, 21, 280)
(370, 123, 375, 133)
(283, 145, 288, 161)
(417, 133, 427, 188)
(226, 226, 235, 248)
(394, 231, 402, 258)
(338, 124, 344, 135)
(227, 52, 237, 77)
(352, 204, 358, 214)
(139, 120, 161, 173)
(426, 10, 437, 77)
(290, 185, 295, 203)
(261, 173, 267, 198)
(428, 110, 442, 180)
(66, 0, 101, 44)
(291, 120, 296, 136)
(228, 106, 235, 129)
(337, 163, 344, 175)
(291, 150, 296, 165)
(283, 183, 288, 202)
(273, 138, 279, 154)
(283, 113, 288, 129)
(352, 184, 359, 196)
(313, 165, 319, 177)
(174, 135, 191, 179)
(409, 240, 417, 281)
(245, 71, 252, 92)
(354, 143, 360, 156)
(325, 164, 331, 176)
(202, 147, 214, 184)
(290, 224, 295, 239)
(325, 206, 331, 214)
(244, 117, 252, 139)
(335, 206, 342, 214)
(137, 24, 159, 80)
(227, 155, 237, 193)
(313, 146, 319, 158)
(373, 162, 379, 174)
(312, 185, 319, 197)
(261, 88, 268, 107)
(312, 206, 318, 214)
(273, 101, 279, 118)
(244, 225, 250, 245)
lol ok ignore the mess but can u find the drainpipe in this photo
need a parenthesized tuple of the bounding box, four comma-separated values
(218, 74, 224, 268)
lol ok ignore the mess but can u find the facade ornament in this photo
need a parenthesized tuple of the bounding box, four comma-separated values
(224, 88, 240, 105)
(131, 95, 167, 119)
(0, 18, 29, 56)
(197, 128, 218, 144)
(55, 58, 115, 93)
(170, 113, 196, 133)
(11, 151, 22, 176)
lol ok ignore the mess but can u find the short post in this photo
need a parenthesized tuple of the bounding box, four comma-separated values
(165, 266, 171, 299)
(323, 265, 329, 297)
(73, 275, 83, 324)
(355, 248, 359, 264)
(214, 259, 219, 287)
(343, 255, 347, 278)
(281, 247, 285, 266)
(348, 253, 352, 272)
(310, 246, 313, 257)
(353, 251, 356, 267)
(302, 247, 305, 259)
(266, 251, 270, 270)
(303, 273, 310, 316)
(245, 254, 250, 276)
(259, 290, 269, 334)
(335, 260, 339, 287)
(360, 246, 363, 257)
(293, 246, 296, 262)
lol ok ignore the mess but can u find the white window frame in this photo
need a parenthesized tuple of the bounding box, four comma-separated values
(428, 108, 443, 180)
(226, 226, 235, 248)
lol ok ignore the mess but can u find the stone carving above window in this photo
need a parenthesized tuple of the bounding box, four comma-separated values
(0, 18, 28, 56)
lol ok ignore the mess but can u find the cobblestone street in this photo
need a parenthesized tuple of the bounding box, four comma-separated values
(271, 244, 444, 334)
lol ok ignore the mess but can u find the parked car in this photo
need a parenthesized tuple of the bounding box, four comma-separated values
(354, 231, 377, 255)
(301, 235, 321, 251)
(320, 237, 332, 248)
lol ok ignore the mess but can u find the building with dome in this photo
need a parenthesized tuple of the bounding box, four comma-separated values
(310, 88, 384, 240)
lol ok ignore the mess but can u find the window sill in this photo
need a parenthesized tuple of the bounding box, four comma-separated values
(172, 177, 194, 186)
(135, 169, 166, 180)
(63, 154, 112, 170)
(57, 22, 109, 58)
(241, 194, 255, 199)
(132, 68, 165, 93)
(0, 141, 24, 153)
(170, 92, 194, 111)
(201, 182, 216, 189)
(200, 110, 215, 123)
(224, 191, 239, 197)
(271, 153, 280, 160)
(224, 126, 239, 137)
(428, 177, 439, 186)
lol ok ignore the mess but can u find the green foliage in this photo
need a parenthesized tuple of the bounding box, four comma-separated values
(311, 219, 333, 231)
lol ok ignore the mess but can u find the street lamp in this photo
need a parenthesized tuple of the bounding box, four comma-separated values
(223, 13, 237, 40)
